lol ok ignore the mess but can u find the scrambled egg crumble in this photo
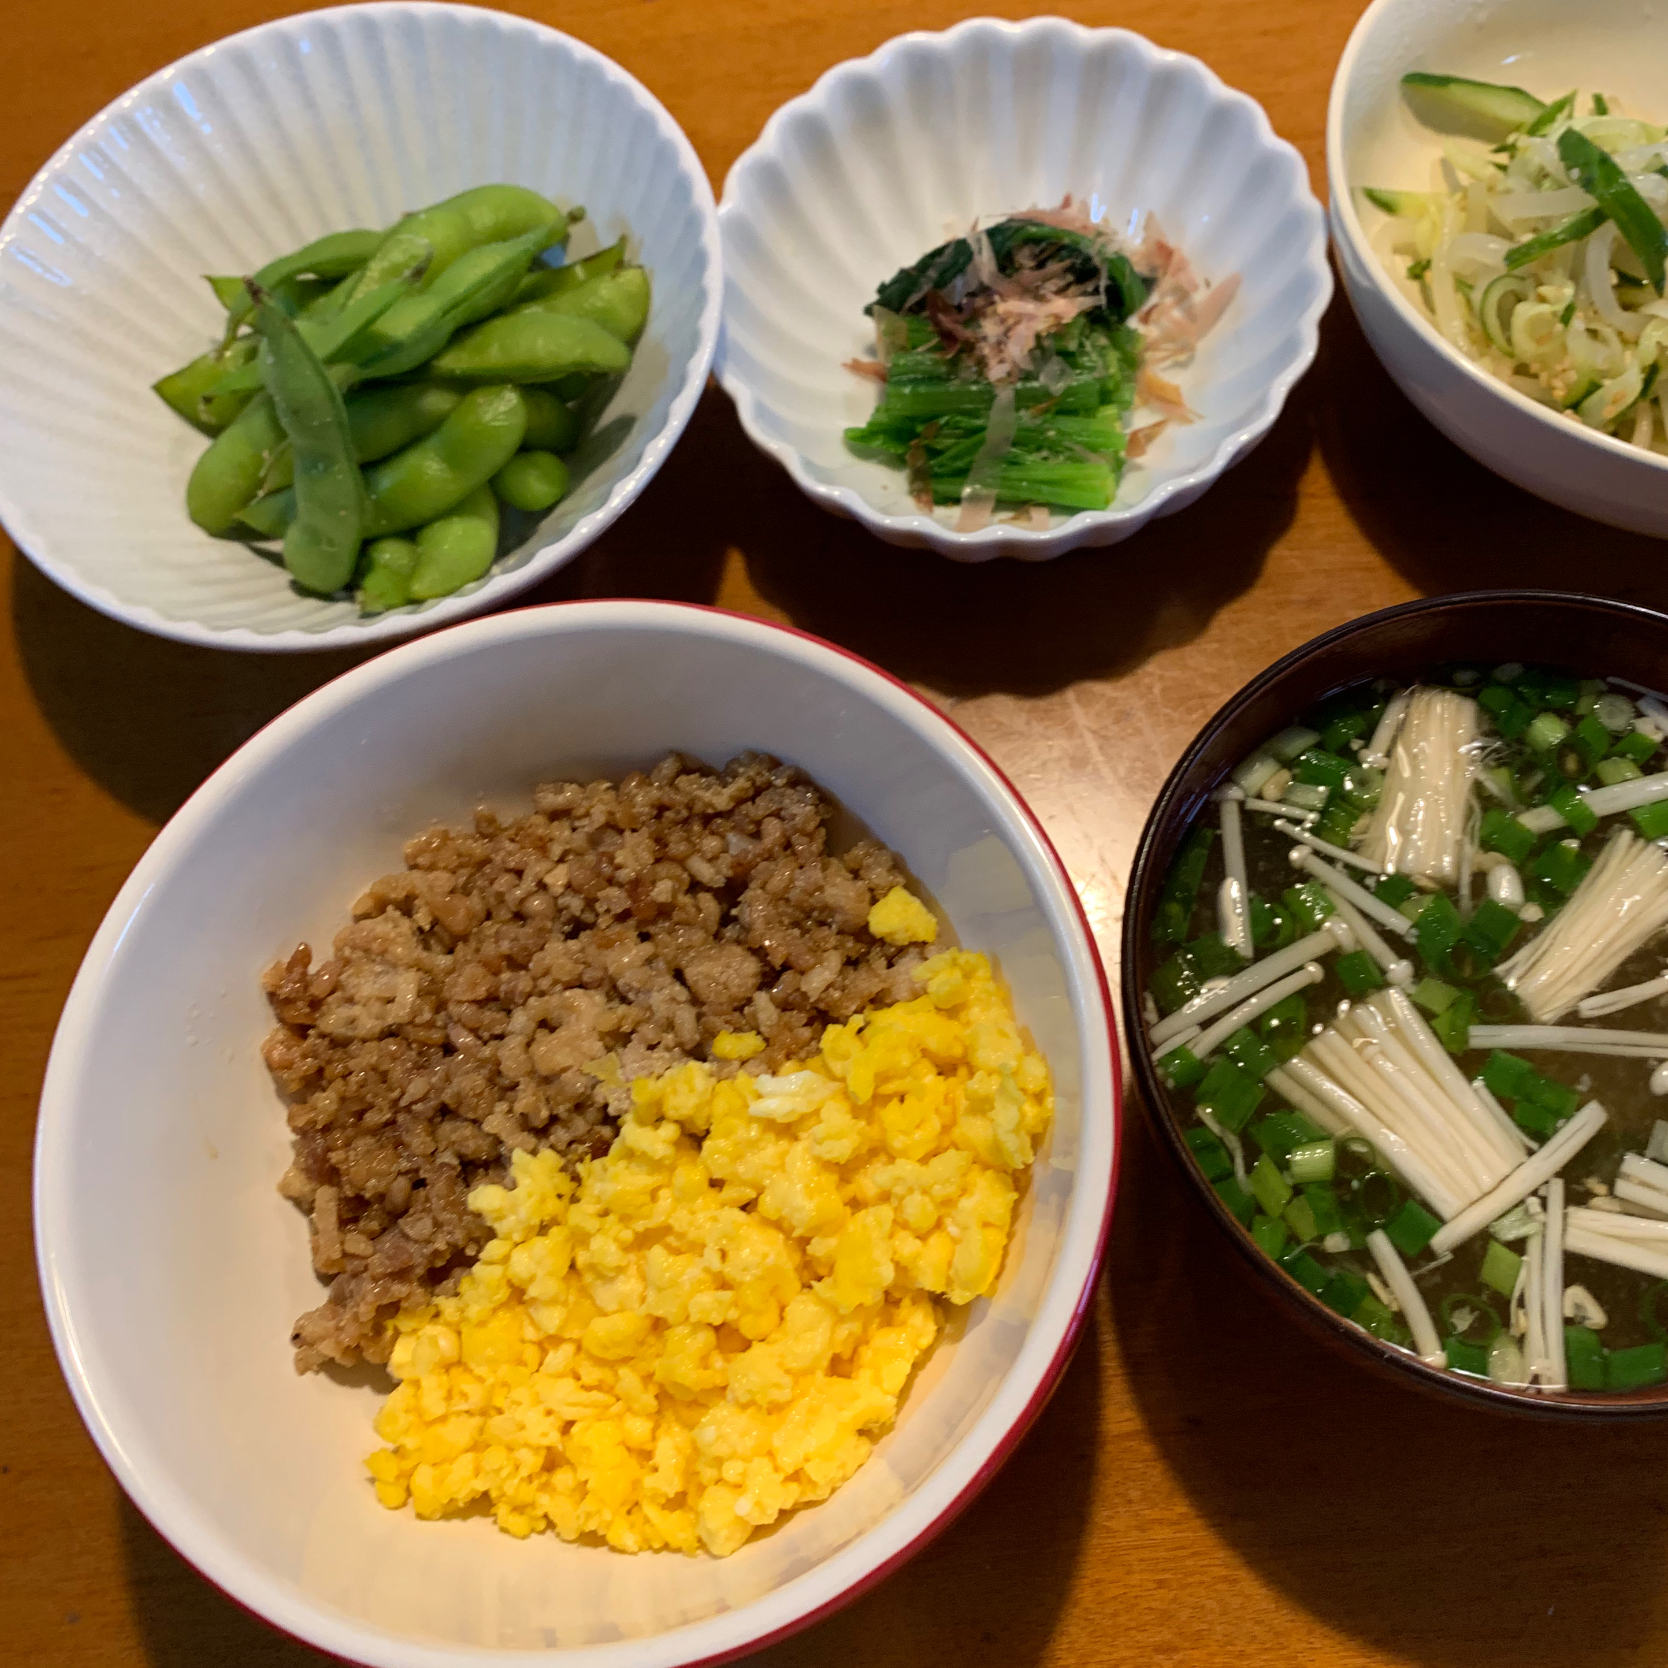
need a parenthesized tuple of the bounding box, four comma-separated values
(365, 948, 1051, 1556)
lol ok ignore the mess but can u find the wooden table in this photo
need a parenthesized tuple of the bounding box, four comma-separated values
(9, 1, 1668, 1663)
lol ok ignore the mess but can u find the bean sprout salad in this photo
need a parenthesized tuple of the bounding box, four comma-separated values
(1364, 74, 1668, 453)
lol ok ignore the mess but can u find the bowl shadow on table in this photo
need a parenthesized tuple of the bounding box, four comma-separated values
(1316, 296, 1668, 606)
(115, 1322, 1103, 1668)
(7, 393, 740, 827)
(1110, 1102, 1668, 1668)
(572, 383, 1307, 702)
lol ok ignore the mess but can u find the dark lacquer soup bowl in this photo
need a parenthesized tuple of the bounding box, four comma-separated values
(1124, 591, 1668, 1419)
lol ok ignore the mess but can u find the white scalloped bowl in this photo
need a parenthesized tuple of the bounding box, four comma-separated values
(0, 4, 719, 651)
(1328, 0, 1668, 539)
(36, 601, 1118, 1665)
(714, 17, 1331, 561)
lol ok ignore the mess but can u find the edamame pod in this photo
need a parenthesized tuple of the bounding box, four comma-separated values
(520, 265, 650, 343)
(155, 336, 258, 435)
(217, 228, 383, 332)
(410, 483, 499, 599)
(427, 312, 630, 382)
(492, 450, 569, 512)
(347, 185, 573, 301)
(356, 536, 420, 614)
(353, 227, 558, 379)
(252, 289, 367, 594)
(263, 383, 463, 492)
(187, 393, 287, 534)
(240, 384, 524, 539)
(511, 238, 625, 307)
(519, 388, 580, 454)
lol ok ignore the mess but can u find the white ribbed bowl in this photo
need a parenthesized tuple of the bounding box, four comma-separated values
(0, 4, 720, 650)
(715, 16, 1331, 561)
(1328, 0, 1668, 539)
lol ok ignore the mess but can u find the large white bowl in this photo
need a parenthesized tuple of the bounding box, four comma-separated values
(0, 4, 720, 651)
(1328, 0, 1668, 539)
(35, 601, 1119, 1666)
(715, 16, 1331, 561)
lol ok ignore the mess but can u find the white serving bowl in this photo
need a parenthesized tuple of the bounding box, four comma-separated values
(714, 16, 1330, 561)
(0, 4, 720, 651)
(35, 601, 1119, 1667)
(1328, 0, 1668, 539)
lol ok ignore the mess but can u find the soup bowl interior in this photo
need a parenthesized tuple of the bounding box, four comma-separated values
(36, 601, 1115, 1666)
(1123, 591, 1668, 1418)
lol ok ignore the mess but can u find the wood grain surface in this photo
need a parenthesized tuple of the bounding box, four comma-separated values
(7, 2, 1668, 1664)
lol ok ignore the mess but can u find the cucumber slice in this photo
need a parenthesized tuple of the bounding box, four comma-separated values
(1477, 272, 1534, 354)
(1363, 187, 1438, 218)
(1402, 72, 1547, 141)
(1563, 376, 1603, 411)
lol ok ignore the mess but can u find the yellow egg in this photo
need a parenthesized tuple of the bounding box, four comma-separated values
(364, 945, 1050, 1557)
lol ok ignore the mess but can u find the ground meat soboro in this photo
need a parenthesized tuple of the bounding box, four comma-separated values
(262, 753, 931, 1372)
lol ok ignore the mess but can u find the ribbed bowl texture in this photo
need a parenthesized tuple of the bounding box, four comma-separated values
(0, 3, 720, 649)
(716, 16, 1331, 561)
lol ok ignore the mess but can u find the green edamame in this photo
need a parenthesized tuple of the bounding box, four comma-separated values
(510, 238, 625, 307)
(519, 388, 580, 454)
(252, 289, 366, 594)
(353, 227, 557, 379)
(188, 393, 287, 535)
(427, 311, 630, 382)
(155, 336, 258, 435)
(410, 483, 499, 599)
(520, 265, 650, 344)
(356, 536, 420, 614)
(347, 186, 572, 301)
(492, 450, 569, 513)
(262, 383, 463, 492)
(219, 228, 382, 331)
(363, 385, 526, 536)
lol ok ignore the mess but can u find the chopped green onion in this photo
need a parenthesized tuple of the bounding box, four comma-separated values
(1614, 730, 1658, 766)
(1283, 782, 1330, 812)
(1280, 1246, 1329, 1295)
(1251, 1154, 1294, 1218)
(1268, 725, 1322, 763)
(1461, 897, 1521, 964)
(1283, 1194, 1318, 1244)
(1412, 977, 1460, 1015)
(1251, 1109, 1326, 1165)
(1300, 1182, 1345, 1238)
(1183, 1124, 1233, 1182)
(1512, 1098, 1562, 1141)
(1287, 1139, 1336, 1184)
(1516, 670, 1581, 709)
(1596, 756, 1645, 786)
(1523, 1072, 1580, 1120)
(1334, 949, 1385, 997)
(1567, 713, 1612, 775)
(1224, 1026, 1278, 1082)
(1154, 826, 1216, 944)
(1630, 799, 1668, 841)
(1642, 1281, 1668, 1343)
(1320, 705, 1384, 754)
(1525, 710, 1572, 755)
(1149, 951, 1202, 1016)
(1530, 840, 1593, 896)
(1156, 1045, 1206, 1090)
(1480, 1238, 1523, 1297)
(1444, 1335, 1490, 1375)
(1250, 1212, 1289, 1258)
(1354, 1292, 1409, 1344)
(1546, 781, 1597, 833)
(1195, 1056, 1265, 1132)
(1607, 1341, 1668, 1391)
(1249, 895, 1297, 950)
(1440, 1291, 1502, 1342)
(1430, 990, 1476, 1055)
(1291, 749, 1352, 788)
(1386, 1198, 1441, 1257)
(1482, 1049, 1539, 1101)
(1565, 1324, 1607, 1390)
(1481, 807, 1537, 864)
(1257, 991, 1309, 1060)
(1352, 1167, 1402, 1226)
(1413, 890, 1463, 973)
(1282, 882, 1336, 932)
(1188, 933, 1247, 979)
(1479, 684, 1534, 739)
(1372, 874, 1417, 908)
(1320, 1269, 1371, 1318)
